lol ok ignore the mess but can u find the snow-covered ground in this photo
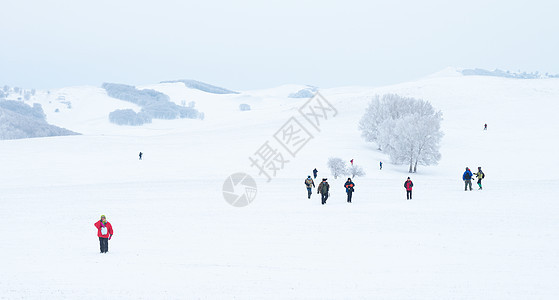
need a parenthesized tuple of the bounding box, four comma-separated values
(1, 72, 558, 299)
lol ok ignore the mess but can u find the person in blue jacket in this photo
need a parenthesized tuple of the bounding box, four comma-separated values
(463, 167, 473, 191)
(344, 178, 355, 203)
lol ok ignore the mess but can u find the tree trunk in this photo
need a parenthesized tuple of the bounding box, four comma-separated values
(413, 161, 418, 173)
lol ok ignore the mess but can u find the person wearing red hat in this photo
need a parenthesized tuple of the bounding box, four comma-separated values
(463, 167, 474, 191)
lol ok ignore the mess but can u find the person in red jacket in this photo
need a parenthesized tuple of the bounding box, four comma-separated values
(94, 215, 113, 253)
(404, 177, 413, 200)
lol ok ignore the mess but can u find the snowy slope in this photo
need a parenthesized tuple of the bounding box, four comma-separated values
(33, 86, 142, 135)
(1, 73, 558, 299)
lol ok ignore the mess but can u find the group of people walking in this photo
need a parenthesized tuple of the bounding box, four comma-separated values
(304, 176, 357, 205)
(304, 173, 413, 204)
(305, 176, 333, 204)
(463, 167, 485, 190)
(305, 165, 485, 204)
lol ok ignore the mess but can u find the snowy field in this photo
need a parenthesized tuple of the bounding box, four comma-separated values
(1, 72, 558, 299)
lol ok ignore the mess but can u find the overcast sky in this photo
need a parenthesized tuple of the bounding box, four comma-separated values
(1, 0, 557, 90)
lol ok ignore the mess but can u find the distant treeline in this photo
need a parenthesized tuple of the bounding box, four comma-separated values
(0, 85, 37, 101)
(102, 83, 204, 126)
(289, 86, 318, 98)
(462, 68, 559, 79)
(0, 100, 80, 140)
(160, 79, 239, 94)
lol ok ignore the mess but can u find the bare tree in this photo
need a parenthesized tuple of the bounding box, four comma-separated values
(348, 164, 366, 178)
(327, 157, 348, 179)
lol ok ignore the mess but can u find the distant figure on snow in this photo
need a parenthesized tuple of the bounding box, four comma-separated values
(484, 123, 487, 130)
(474, 167, 485, 190)
(344, 178, 355, 203)
(317, 178, 330, 205)
(350, 159, 354, 166)
(379, 161, 383, 170)
(305, 176, 315, 199)
(94, 215, 114, 253)
(404, 177, 414, 200)
(313, 168, 318, 179)
(139, 152, 143, 160)
(463, 167, 473, 191)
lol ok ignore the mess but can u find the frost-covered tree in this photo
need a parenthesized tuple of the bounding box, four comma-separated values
(24, 91, 31, 101)
(388, 113, 443, 172)
(178, 106, 199, 119)
(2, 85, 9, 93)
(103, 83, 202, 124)
(359, 94, 443, 173)
(327, 157, 348, 179)
(239, 104, 251, 111)
(359, 94, 419, 151)
(0, 100, 45, 120)
(0, 100, 79, 139)
(109, 109, 152, 126)
(102, 83, 170, 106)
(142, 102, 180, 119)
(160, 79, 239, 94)
(348, 164, 366, 178)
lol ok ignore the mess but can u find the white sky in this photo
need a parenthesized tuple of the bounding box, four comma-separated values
(1, 0, 558, 90)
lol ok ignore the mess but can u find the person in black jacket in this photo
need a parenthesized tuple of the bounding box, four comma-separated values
(404, 177, 413, 200)
(344, 178, 355, 203)
(317, 178, 330, 205)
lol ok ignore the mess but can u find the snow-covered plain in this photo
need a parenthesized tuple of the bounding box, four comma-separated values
(1, 71, 558, 299)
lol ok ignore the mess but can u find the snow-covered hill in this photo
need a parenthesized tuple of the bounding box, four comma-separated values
(1, 72, 558, 299)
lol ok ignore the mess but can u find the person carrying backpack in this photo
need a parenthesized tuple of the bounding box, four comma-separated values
(463, 167, 473, 191)
(317, 178, 330, 205)
(404, 177, 413, 200)
(94, 215, 114, 253)
(474, 167, 485, 190)
(344, 178, 355, 203)
(304, 176, 315, 199)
